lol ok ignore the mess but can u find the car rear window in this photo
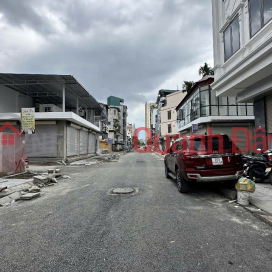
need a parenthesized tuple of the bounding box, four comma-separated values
(189, 135, 232, 151)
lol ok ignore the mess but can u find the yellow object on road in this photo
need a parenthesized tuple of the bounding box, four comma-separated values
(235, 177, 255, 193)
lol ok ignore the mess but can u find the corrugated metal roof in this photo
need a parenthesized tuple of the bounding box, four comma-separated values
(0, 73, 101, 109)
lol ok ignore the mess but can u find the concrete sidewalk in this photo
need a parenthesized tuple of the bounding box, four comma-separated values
(250, 183, 272, 215)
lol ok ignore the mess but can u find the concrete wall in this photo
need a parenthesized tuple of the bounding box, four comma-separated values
(0, 86, 33, 112)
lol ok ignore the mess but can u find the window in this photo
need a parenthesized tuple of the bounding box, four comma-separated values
(249, 0, 272, 37)
(168, 124, 172, 133)
(219, 97, 228, 116)
(168, 110, 171, 120)
(264, 0, 272, 24)
(224, 16, 240, 61)
(114, 110, 117, 115)
(238, 103, 247, 115)
(45, 107, 52, 112)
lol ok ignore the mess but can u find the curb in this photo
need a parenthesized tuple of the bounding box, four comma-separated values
(218, 188, 272, 227)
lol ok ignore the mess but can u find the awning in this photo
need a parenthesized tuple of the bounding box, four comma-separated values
(0, 73, 101, 110)
(115, 142, 125, 145)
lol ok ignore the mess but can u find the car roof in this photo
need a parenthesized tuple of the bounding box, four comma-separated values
(173, 134, 228, 143)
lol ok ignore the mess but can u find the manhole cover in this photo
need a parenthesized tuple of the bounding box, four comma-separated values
(112, 188, 135, 194)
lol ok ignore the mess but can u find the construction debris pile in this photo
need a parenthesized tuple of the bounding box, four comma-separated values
(70, 152, 124, 166)
(0, 169, 64, 207)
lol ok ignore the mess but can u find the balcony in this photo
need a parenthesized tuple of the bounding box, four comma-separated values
(177, 86, 254, 128)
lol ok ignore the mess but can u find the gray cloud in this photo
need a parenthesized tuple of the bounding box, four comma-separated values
(0, 0, 213, 127)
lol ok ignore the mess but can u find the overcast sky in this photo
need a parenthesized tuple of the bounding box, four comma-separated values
(0, 0, 213, 128)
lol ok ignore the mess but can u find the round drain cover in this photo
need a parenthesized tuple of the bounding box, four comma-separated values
(112, 188, 135, 194)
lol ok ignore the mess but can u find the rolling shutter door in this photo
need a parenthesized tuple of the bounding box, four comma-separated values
(67, 126, 79, 156)
(80, 130, 88, 155)
(211, 126, 251, 153)
(266, 95, 272, 133)
(88, 133, 96, 154)
(25, 125, 58, 157)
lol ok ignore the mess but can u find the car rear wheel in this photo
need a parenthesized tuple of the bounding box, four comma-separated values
(165, 164, 171, 179)
(176, 169, 190, 193)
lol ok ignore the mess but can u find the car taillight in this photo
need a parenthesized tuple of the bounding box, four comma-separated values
(269, 156, 272, 161)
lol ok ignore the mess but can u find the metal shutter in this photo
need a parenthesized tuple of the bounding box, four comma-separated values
(88, 133, 96, 154)
(211, 126, 251, 153)
(80, 130, 88, 155)
(25, 125, 58, 157)
(266, 95, 272, 133)
(67, 126, 79, 156)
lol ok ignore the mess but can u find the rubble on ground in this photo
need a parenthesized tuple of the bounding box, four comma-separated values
(0, 169, 65, 207)
(20, 192, 40, 200)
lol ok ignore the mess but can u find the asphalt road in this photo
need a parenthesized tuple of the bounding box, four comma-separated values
(0, 152, 272, 272)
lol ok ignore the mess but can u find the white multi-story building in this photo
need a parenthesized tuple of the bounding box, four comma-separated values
(145, 102, 156, 131)
(212, 0, 272, 147)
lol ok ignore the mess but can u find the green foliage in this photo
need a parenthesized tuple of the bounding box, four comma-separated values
(182, 81, 195, 93)
(198, 62, 214, 77)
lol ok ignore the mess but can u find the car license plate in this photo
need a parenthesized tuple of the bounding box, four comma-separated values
(212, 158, 223, 165)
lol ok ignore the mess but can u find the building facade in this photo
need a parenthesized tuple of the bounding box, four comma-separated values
(160, 91, 186, 141)
(145, 102, 156, 131)
(153, 90, 183, 149)
(176, 76, 255, 153)
(212, 0, 272, 148)
(127, 123, 136, 149)
(107, 96, 128, 149)
(0, 73, 102, 163)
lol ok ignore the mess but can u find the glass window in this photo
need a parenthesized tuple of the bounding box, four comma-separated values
(219, 97, 228, 105)
(224, 25, 232, 61)
(211, 90, 218, 105)
(232, 17, 240, 54)
(228, 97, 237, 105)
(247, 105, 254, 115)
(201, 106, 209, 117)
(168, 124, 172, 133)
(168, 110, 171, 120)
(201, 90, 209, 107)
(238, 104, 246, 115)
(249, 0, 272, 37)
(219, 106, 228, 116)
(224, 16, 240, 61)
(229, 106, 238, 116)
(211, 106, 219, 116)
(264, 0, 272, 24)
(249, 0, 262, 36)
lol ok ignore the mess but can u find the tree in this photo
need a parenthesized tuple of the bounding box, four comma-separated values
(198, 63, 214, 77)
(182, 81, 194, 93)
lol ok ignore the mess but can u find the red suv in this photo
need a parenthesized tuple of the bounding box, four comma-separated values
(164, 134, 244, 193)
